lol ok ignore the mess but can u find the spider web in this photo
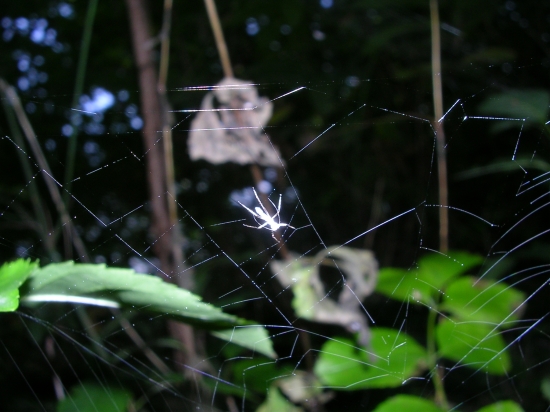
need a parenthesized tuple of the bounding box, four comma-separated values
(1, 1, 550, 411)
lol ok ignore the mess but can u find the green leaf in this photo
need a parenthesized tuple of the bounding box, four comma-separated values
(23, 261, 238, 326)
(478, 89, 550, 130)
(57, 383, 131, 412)
(256, 386, 304, 412)
(441, 276, 525, 327)
(436, 319, 510, 375)
(230, 358, 283, 392)
(541, 377, 550, 403)
(212, 327, 277, 359)
(286, 262, 319, 320)
(21, 261, 275, 358)
(0, 259, 37, 312)
(372, 394, 446, 412)
(463, 47, 516, 65)
(314, 328, 427, 390)
(476, 400, 525, 412)
(456, 157, 550, 180)
(376, 251, 482, 305)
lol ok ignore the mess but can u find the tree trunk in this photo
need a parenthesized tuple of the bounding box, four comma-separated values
(124, 0, 198, 378)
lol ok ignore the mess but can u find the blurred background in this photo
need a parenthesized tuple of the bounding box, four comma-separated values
(1, 0, 550, 411)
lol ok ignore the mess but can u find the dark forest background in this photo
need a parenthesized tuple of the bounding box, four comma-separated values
(1, 1, 550, 411)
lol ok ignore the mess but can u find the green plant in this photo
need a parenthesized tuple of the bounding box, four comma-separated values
(0, 258, 277, 410)
(1, 259, 275, 357)
(259, 251, 527, 411)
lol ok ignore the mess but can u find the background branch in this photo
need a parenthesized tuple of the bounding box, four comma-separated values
(430, 0, 449, 253)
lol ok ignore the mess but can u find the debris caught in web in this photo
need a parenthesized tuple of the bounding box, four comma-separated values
(271, 246, 378, 348)
(188, 77, 281, 166)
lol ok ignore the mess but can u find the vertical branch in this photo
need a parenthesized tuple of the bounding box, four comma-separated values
(1, 91, 57, 260)
(363, 178, 385, 250)
(64, 0, 99, 200)
(125, 0, 200, 378)
(157, 0, 173, 94)
(0, 79, 88, 261)
(427, 301, 449, 408)
(157, 0, 200, 369)
(430, 0, 449, 253)
(203, 0, 290, 258)
(157, 0, 179, 241)
(203, 0, 233, 78)
(125, 0, 171, 269)
(157, 0, 189, 288)
(429, 1, 449, 409)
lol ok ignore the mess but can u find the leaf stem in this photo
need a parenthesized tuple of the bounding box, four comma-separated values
(427, 303, 448, 409)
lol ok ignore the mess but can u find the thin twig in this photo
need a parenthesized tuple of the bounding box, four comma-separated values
(157, 0, 199, 367)
(157, 0, 187, 286)
(203, 0, 290, 257)
(158, 0, 173, 94)
(158, 0, 187, 285)
(118, 315, 171, 375)
(363, 178, 385, 250)
(1, 93, 58, 260)
(203, 0, 234, 78)
(430, 0, 449, 253)
(429, 1, 450, 409)
(125, 0, 201, 383)
(0, 79, 89, 261)
(64, 0, 99, 200)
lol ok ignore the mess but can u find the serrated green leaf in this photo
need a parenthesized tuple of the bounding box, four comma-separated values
(477, 400, 524, 412)
(436, 319, 510, 375)
(314, 328, 427, 390)
(372, 394, 446, 412)
(441, 276, 525, 327)
(23, 261, 239, 326)
(0, 259, 37, 312)
(376, 251, 482, 305)
(21, 261, 275, 358)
